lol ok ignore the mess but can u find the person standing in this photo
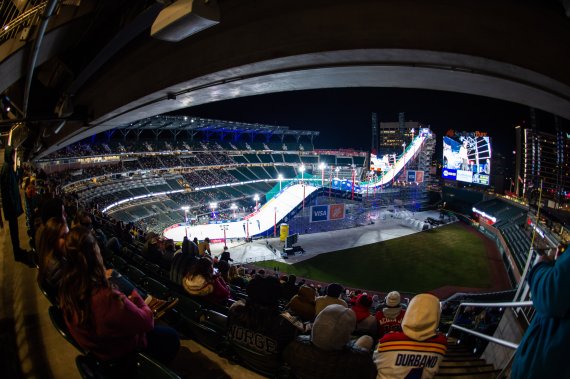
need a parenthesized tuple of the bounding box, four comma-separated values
(510, 247, 570, 379)
(1, 146, 28, 262)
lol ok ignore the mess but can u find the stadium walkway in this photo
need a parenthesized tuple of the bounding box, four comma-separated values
(0, 211, 261, 379)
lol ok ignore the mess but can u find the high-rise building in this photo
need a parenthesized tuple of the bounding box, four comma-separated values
(515, 127, 570, 206)
(378, 112, 424, 155)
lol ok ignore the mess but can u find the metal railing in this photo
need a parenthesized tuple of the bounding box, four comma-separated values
(447, 300, 534, 378)
(0, 1, 47, 43)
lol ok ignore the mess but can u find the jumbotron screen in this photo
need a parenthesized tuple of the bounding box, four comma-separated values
(442, 133, 492, 185)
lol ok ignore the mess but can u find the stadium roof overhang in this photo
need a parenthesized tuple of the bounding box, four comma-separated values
(2, 0, 568, 159)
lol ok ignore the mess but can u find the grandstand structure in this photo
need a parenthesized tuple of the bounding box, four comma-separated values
(37, 116, 368, 234)
(35, 117, 438, 239)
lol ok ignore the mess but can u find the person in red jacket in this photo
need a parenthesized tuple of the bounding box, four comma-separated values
(59, 226, 179, 364)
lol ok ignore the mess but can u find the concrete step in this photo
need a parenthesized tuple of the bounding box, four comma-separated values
(438, 364, 495, 374)
(441, 359, 487, 367)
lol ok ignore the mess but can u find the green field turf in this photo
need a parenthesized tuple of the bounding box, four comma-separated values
(256, 223, 491, 293)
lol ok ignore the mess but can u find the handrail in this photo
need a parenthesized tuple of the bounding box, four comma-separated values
(447, 299, 533, 353)
(0, 1, 47, 42)
(448, 324, 519, 350)
(456, 300, 532, 308)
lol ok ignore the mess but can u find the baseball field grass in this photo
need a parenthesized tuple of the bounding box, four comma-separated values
(256, 223, 491, 293)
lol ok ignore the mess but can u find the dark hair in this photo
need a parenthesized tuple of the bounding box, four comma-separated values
(188, 257, 214, 282)
(37, 217, 67, 286)
(41, 198, 65, 224)
(59, 226, 109, 328)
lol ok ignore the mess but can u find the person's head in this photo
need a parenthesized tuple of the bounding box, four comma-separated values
(326, 283, 343, 298)
(402, 293, 441, 341)
(189, 257, 214, 280)
(246, 276, 281, 308)
(73, 209, 93, 230)
(204, 237, 210, 244)
(385, 291, 401, 308)
(37, 216, 69, 283)
(288, 274, 297, 284)
(59, 226, 109, 327)
(311, 304, 356, 351)
(356, 294, 372, 308)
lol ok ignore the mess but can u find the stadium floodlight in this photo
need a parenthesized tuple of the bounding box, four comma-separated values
(253, 194, 260, 210)
(209, 202, 217, 209)
(278, 173, 284, 190)
(181, 206, 190, 211)
(230, 203, 237, 218)
(299, 165, 306, 183)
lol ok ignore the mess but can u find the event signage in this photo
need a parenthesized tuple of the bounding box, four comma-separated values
(310, 204, 346, 222)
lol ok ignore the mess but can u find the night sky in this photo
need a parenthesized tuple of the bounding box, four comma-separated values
(180, 88, 554, 157)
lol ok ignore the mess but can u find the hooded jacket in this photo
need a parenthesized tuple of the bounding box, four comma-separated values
(511, 250, 570, 379)
(373, 294, 447, 379)
(287, 285, 316, 322)
(1, 146, 23, 220)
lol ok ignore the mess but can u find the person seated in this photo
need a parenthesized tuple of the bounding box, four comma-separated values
(227, 276, 298, 373)
(283, 304, 377, 379)
(142, 234, 165, 265)
(352, 294, 378, 338)
(228, 265, 248, 289)
(37, 216, 68, 298)
(59, 226, 180, 364)
(315, 283, 348, 316)
(375, 291, 406, 337)
(182, 256, 230, 305)
(281, 274, 299, 302)
(373, 293, 447, 379)
(286, 285, 317, 322)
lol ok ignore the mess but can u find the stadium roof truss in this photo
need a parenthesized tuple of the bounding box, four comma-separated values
(118, 115, 319, 143)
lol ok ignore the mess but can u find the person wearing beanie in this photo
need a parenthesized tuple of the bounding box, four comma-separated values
(352, 294, 379, 338)
(315, 283, 348, 316)
(284, 304, 377, 379)
(281, 274, 299, 301)
(373, 293, 447, 379)
(286, 285, 317, 322)
(227, 276, 298, 375)
(511, 247, 570, 379)
(375, 290, 406, 337)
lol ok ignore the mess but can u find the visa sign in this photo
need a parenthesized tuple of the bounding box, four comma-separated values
(311, 205, 329, 222)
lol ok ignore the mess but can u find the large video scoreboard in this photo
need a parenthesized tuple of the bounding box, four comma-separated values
(442, 132, 491, 185)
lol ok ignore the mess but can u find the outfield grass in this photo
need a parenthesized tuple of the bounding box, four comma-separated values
(256, 223, 491, 293)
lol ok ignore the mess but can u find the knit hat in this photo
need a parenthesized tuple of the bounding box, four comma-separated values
(311, 304, 356, 351)
(356, 294, 372, 307)
(385, 291, 401, 307)
(246, 276, 281, 307)
(402, 293, 441, 341)
(326, 283, 343, 298)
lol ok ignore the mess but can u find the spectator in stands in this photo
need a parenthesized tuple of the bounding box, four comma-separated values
(373, 293, 447, 378)
(352, 294, 378, 338)
(37, 217, 68, 298)
(24, 177, 40, 244)
(286, 285, 317, 322)
(228, 265, 248, 289)
(281, 274, 299, 301)
(284, 304, 376, 379)
(59, 226, 180, 364)
(511, 245, 570, 379)
(375, 291, 406, 337)
(315, 283, 348, 316)
(1, 145, 30, 263)
(182, 256, 230, 305)
(198, 237, 211, 256)
(227, 276, 298, 373)
(142, 234, 165, 265)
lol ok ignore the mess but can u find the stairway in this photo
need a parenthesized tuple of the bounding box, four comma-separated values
(436, 338, 501, 378)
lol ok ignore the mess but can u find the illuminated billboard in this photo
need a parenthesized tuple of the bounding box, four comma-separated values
(442, 133, 491, 185)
